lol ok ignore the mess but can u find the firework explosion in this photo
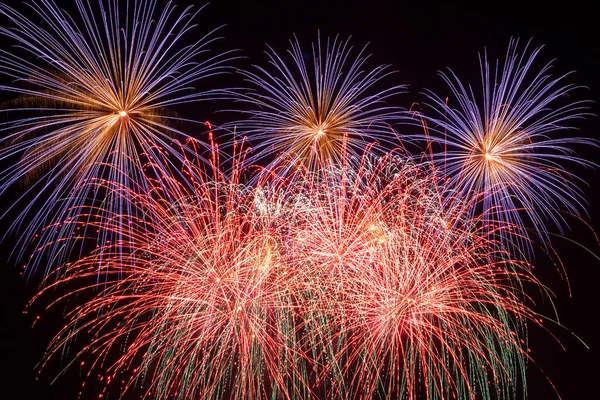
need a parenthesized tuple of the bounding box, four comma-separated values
(227, 34, 405, 175)
(279, 155, 541, 399)
(34, 146, 542, 400)
(34, 140, 309, 399)
(0, 0, 232, 272)
(0, 2, 597, 400)
(414, 39, 597, 252)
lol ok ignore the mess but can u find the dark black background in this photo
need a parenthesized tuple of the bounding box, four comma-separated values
(1, 0, 599, 399)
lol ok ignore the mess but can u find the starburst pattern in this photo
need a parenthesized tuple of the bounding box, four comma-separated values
(415, 38, 596, 251)
(227, 34, 405, 175)
(0, 0, 233, 270)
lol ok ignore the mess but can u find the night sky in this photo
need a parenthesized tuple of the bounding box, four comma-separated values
(1, 0, 599, 399)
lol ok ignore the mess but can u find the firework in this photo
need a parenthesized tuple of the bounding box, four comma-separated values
(33, 139, 315, 400)
(227, 34, 406, 176)
(283, 153, 540, 399)
(414, 38, 596, 252)
(0, 0, 233, 271)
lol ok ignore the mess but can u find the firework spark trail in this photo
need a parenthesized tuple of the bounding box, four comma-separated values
(226, 34, 406, 176)
(412, 38, 597, 254)
(32, 141, 552, 399)
(34, 140, 544, 399)
(0, 0, 234, 273)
